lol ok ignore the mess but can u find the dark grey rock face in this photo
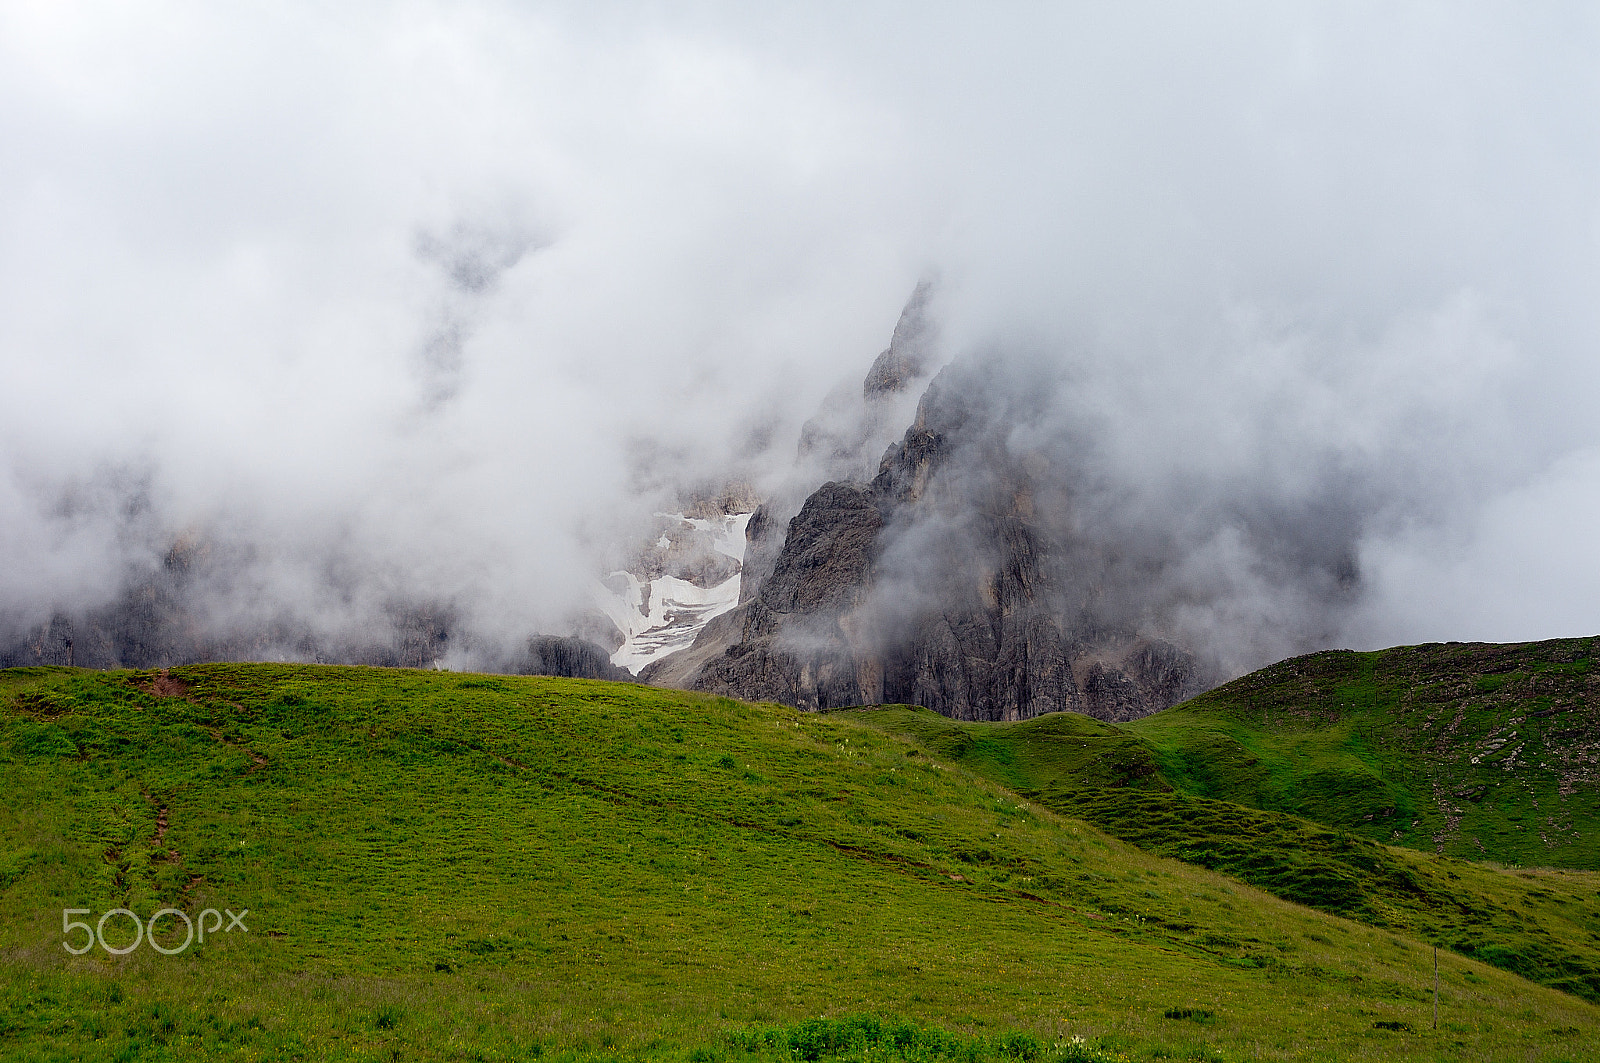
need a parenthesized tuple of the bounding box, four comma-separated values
(750, 482, 882, 618)
(518, 636, 630, 682)
(4, 614, 81, 667)
(862, 279, 934, 399)
(2, 540, 309, 670)
(2, 584, 624, 684)
(736, 504, 782, 607)
(1072, 642, 1201, 722)
(693, 481, 884, 710)
(0, 530, 470, 672)
(678, 479, 1206, 723)
(0, 593, 457, 672)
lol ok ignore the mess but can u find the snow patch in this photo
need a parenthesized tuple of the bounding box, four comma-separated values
(595, 511, 752, 675)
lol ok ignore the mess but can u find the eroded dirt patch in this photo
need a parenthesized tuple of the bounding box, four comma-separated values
(129, 668, 193, 698)
(150, 669, 191, 698)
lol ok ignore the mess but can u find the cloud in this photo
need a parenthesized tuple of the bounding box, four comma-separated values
(1358, 447, 1600, 646)
(1, 2, 1597, 665)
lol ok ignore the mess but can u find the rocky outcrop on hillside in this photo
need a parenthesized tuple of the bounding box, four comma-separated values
(518, 635, 630, 682)
(0, 535, 475, 672)
(591, 500, 755, 676)
(0, 597, 450, 672)
(0, 478, 750, 680)
(1, 540, 307, 670)
(1, 590, 626, 684)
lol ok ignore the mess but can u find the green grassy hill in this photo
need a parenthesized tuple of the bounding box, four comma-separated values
(842, 636, 1600, 1004)
(851, 638, 1600, 870)
(3, 663, 1599, 1061)
(1131, 638, 1600, 866)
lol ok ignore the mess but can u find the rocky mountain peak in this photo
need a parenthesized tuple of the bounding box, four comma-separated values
(862, 279, 935, 399)
(795, 282, 942, 487)
(640, 311, 1226, 722)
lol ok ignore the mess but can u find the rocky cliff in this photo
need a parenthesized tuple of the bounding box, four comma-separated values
(658, 346, 1216, 722)
(519, 635, 630, 682)
(642, 275, 1367, 720)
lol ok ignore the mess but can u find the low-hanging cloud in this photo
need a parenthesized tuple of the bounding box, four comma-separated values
(2, 2, 1598, 672)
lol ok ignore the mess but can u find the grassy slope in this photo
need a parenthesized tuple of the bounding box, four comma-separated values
(1130, 638, 1600, 868)
(843, 637, 1600, 1003)
(1, 665, 1596, 1061)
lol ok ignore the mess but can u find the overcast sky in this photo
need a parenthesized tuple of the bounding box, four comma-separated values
(2, 1, 1598, 654)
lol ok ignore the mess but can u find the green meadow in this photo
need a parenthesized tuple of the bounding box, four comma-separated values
(1131, 638, 1600, 869)
(3, 662, 1599, 1061)
(843, 637, 1600, 1003)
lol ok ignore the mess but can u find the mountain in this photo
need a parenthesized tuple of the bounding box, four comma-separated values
(3, 662, 1597, 1060)
(0, 537, 630, 681)
(642, 302, 1220, 721)
(0, 536, 476, 673)
(4, 283, 1360, 714)
(630, 281, 1371, 722)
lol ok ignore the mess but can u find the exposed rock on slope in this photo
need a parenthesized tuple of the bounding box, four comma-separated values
(0, 533, 632, 680)
(0, 539, 362, 670)
(793, 279, 937, 488)
(518, 636, 630, 682)
(626, 284, 937, 688)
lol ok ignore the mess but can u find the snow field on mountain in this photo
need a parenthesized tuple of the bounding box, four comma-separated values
(598, 511, 752, 674)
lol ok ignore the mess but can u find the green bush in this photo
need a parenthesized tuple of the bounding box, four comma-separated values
(722, 1017, 1122, 1063)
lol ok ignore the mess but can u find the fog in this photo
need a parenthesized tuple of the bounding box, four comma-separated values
(3, 2, 1598, 670)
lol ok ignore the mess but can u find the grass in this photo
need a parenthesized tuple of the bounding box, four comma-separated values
(1131, 638, 1600, 868)
(2, 663, 1599, 1060)
(839, 638, 1600, 870)
(841, 635, 1600, 1004)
